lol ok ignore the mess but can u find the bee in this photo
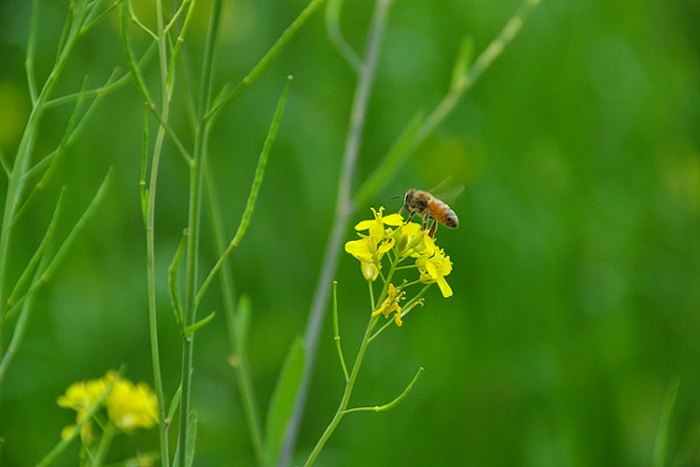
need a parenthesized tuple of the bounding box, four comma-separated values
(394, 189, 459, 238)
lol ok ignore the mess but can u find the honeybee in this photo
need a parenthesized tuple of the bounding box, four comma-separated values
(394, 189, 459, 238)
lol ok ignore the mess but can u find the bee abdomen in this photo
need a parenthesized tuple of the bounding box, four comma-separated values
(444, 209, 459, 229)
(430, 199, 459, 229)
(442, 209, 459, 228)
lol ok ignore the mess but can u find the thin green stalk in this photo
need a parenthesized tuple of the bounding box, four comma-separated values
(81, 0, 121, 36)
(45, 41, 158, 109)
(302, 314, 380, 467)
(12, 75, 94, 226)
(279, 2, 394, 464)
(0, 232, 53, 384)
(2, 168, 114, 326)
(325, 0, 362, 72)
(88, 423, 118, 467)
(413, 0, 542, 149)
(5, 188, 65, 310)
(0, 0, 93, 333)
(331, 281, 350, 382)
(145, 220, 168, 467)
(353, 0, 541, 211)
(163, 0, 192, 35)
(351, 110, 424, 210)
(127, 1, 158, 39)
(341, 367, 423, 414)
(25, 0, 42, 103)
(168, 232, 187, 329)
(121, 0, 154, 106)
(0, 145, 9, 177)
(196, 76, 291, 306)
(127, 0, 180, 461)
(652, 378, 680, 467)
(368, 283, 430, 343)
(206, 0, 327, 122)
(205, 168, 265, 463)
(178, 2, 224, 465)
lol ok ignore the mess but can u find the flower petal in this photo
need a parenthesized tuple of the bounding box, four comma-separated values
(361, 262, 380, 281)
(437, 277, 453, 298)
(344, 239, 374, 262)
(354, 219, 376, 231)
(382, 213, 405, 226)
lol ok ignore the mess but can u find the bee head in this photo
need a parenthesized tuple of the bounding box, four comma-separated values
(392, 189, 414, 212)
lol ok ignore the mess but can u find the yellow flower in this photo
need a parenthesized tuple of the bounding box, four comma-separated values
(107, 378, 159, 433)
(57, 374, 111, 440)
(345, 207, 403, 281)
(58, 371, 158, 438)
(354, 206, 404, 240)
(57, 376, 108, 418)
(394, 222, 436, 258)
(372, 283, 405, 326)
(416, 248, 454, 298)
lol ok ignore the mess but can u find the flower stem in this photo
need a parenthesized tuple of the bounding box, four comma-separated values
(280, 5, 395, 462)
(178, 2, 223, 466)
(302, 315, 379, 467)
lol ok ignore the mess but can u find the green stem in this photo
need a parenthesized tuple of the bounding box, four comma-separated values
(196, 76, 291, 306)
(178, 2, 224, 466)
(205, 0, 327, 122)
(331, 281, 350, 382)
(302, 315, 380, 467)
(137, 0, 179, 462)
(205, 170, 265, 463)
(341, 367, 423, 414)
(412, 0, 542, 149)
(89, 423, 118, 467)
(279, 2, 394, 464)
(0, 0, 80, 335)
(369, 283, 430, 343)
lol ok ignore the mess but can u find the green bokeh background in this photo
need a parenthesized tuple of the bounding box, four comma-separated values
(1, 0, 700, 465)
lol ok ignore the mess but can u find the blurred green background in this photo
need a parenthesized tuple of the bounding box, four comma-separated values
(1, 0, 700, 465)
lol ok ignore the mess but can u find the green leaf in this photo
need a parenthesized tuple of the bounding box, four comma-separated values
(449, 36, 474, 92)
(264, 337, 306, 467)
(186, 410, 197, 467)
(234, 295, 252, 355)
(183, 311, 216, 338)
(169, 232, 187, 329)
(652, 378, 680, 467)
(168, 384, 182, 426)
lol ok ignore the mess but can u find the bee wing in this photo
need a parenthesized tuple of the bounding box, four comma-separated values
(427, 177, 465, 202)
(427, 177, 452, 195)
(433, 184, 464, 203)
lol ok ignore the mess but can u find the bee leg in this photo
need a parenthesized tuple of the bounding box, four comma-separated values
(422, 215, 430, 232)
(429, 219, 438, 238)
(404, 209, 417, 225)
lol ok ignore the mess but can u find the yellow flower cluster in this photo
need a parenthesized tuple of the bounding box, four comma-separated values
(344, 207, 454, 326)
(57, 370, 158, 439)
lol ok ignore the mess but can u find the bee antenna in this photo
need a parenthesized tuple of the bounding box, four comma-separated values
(390, 194, 404, 201)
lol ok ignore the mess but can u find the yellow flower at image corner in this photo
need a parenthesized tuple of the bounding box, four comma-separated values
(344, 207, 403, 281)
(58, 370, 158, 438)
(416, 248, 454, 298)
(107, 377, 159, 433)
(372, 283, 405, 326)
